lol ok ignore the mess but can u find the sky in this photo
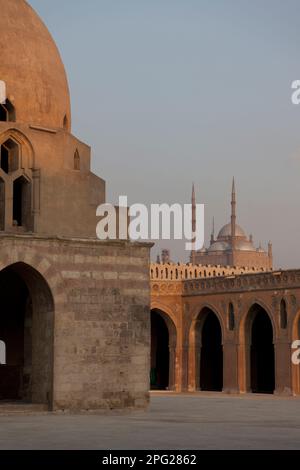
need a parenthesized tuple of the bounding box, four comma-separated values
(29, 0, 300, 268)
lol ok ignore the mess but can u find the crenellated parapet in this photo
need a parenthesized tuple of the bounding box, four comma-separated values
(150, 262, 268, 281)
(150, 262, 270, 297)
(183, 269, 300, 296)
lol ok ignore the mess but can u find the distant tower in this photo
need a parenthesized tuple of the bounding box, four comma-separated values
(268, 241, 273, 267)
(191, 183, 196, 264)
(156, 253, 161, 263)
(210, 216, 215, 245)
(231, 177, 236, 248)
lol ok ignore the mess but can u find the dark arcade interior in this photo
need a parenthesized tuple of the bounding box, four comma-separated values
(200, 310, 223, 392)
(250, 305, 275, 394)
(150, 311, 170, 390)
(0, 266, 32, 401)
(0, 263, 54, 406)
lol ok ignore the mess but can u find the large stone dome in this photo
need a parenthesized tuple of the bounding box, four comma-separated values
(217, 223, 246, 239)
(0, 0, 71, 130)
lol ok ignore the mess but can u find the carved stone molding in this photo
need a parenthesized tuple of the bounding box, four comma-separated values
(183, 270, 300, 296)
(151, 281, 183, 296)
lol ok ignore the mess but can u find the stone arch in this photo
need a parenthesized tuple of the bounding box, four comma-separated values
(188, 303, 224, 392)
(0, 262, 55, 406)
(151, 300, 178, 329)
(238, 298, 276, 343)
(74, 149, 80, 171)
(0, 137, 19, 174)
(0, 249, 67, 321)
(0, 250, 66, 409)
(0, 99, 16, 122)
(189, 302, 225, 342)
(150, 303, 178, 391)
(0, 130, 36, 231)
(63, 114, 69, 130)
(0, 129, 35, 170)
(239, 301, 275, 394)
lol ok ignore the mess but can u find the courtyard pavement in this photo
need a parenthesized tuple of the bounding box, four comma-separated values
(0, 392, 300, 449)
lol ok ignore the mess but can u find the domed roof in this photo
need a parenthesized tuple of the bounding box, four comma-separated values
(208, 241, 230, 252)
(0, 0, 71, 129)
(235, 239, 255, 251)
(217, 223, 246, 239)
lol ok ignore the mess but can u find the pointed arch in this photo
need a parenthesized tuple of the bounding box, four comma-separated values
(74, 149, 80, 171)
(0, 138, 19, 174)
(189, 302, 225, 342)
(238, 299, 276, 344)
(63, 114, 69, 130)
(239, 302, 275, 394)
(0, 99, 16, 122)
(188, 303, 224, 391)
(0, 262, 54, 404)
(0, 129, 35, 170)
(150, 307, 177, 391)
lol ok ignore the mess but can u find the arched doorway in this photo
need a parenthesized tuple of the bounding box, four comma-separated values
(150, 309, 176, 390)
(248, 304, 275, 394)
(197, 308, 223, 391)
(0, 263, 54, 406)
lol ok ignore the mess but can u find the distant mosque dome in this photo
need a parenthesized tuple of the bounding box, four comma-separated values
(0, 0, 71, 130)
(208, 241, 230, 253)
(214, 221, 256, 252)
(217, 223, 246, 240)
(235, 239, 256, 251)
(191, 178, 272, 269)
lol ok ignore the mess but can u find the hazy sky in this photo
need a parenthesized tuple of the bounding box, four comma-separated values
(29, 0, 300, 268)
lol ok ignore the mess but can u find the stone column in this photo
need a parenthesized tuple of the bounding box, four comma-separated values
(186, 335, 201, 392)
(223, 340, 239, 393)
(274, 339, 292, 395)
(168, 343, 176, 391)
(182, 342, 190, 391)
(237, 342, 249, 393)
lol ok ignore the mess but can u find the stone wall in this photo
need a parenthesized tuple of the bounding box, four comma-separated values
(0, 235, 151, 411)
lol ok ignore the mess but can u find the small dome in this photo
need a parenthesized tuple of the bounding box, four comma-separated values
(217, 223, 246, 239)
(235, 239, 255, 252)
(208, 241, 230, 252)
(0, 0, 71, 130)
